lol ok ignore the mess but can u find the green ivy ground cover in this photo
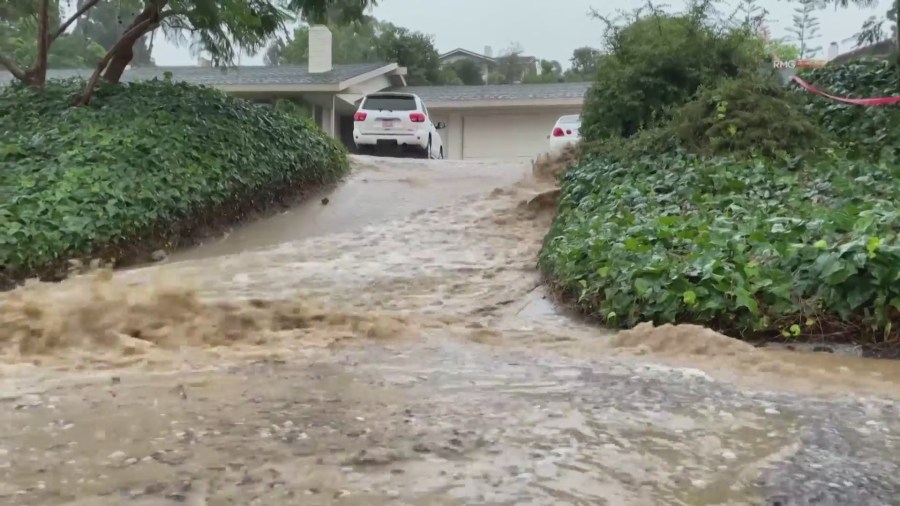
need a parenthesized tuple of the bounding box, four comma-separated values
(794, 60, 900, 161)
(540, 10, 900, 349)
(0, 79, 349, 284)
(539, 153, 900, 343)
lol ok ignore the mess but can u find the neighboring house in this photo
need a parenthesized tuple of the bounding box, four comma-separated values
(439, 47, 541, 84)
(439, 47, 495, 83)
(2, 26, 588, 160)
(831, 39, 896, 64)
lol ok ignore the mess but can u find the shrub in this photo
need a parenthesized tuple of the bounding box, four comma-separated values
(0, 79, 349, 282)
(584, 74, 830, 161)
(668, 74, 829, 158)
(580, 11, 762, 142)
(539, 153, 900, 343)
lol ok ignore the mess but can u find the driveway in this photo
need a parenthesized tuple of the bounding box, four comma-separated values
(1, 156, 898, 505)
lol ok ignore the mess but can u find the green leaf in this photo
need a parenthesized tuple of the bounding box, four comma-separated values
(634, 278, 652, 296)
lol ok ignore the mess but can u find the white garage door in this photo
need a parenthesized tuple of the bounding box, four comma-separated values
(462, 112, 567, 159)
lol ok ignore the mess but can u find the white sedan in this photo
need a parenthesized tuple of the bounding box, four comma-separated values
(548, 114, 581, 156)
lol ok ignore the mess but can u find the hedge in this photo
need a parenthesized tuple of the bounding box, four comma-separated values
(0, 79, 349, 284)
(539, 153, 900, 343)
(540, 20, 900, 346)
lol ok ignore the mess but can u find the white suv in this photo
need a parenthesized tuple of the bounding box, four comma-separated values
(352, 92, 445, 159)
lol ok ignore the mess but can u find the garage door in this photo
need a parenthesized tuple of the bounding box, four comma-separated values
(461, 112, 569, 159)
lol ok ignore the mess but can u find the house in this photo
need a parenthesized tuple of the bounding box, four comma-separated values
(1, 26, 588, 160)
(398, 83, 588, 159)
(439, 47, 541, 83)
(830, 39, 896, 64)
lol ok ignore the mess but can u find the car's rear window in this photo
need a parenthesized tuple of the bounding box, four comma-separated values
(363, 96, 417, 111)
(559, 115, 581, 125)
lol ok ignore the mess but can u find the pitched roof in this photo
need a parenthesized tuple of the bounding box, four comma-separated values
(439, 48, 540, 65)
(439, 48, 496, 63)
(0, 63, 392, 86)
(831, 39, 895, 64)
(393, 82, 592, 103)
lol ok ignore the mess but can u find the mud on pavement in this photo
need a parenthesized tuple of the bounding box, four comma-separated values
(1, 155, 898, 505)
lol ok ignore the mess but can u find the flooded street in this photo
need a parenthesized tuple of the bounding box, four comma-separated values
(1, 156, 898, 505)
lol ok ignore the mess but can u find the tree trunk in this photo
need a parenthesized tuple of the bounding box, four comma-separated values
(29, 0, 51, 87)
(74, 17, 157, 105)
(102, 2, 167, 83)
(895, 0, 900, 86)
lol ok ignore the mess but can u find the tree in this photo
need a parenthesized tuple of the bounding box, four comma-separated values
(736, 0, 767, 28)
(375, 23, 443, 85)
(438, 66, 463, 85)
(268, 17, 450, 85)
(0, 0, 107, 83)
(787, 0, 822, 58)
(72, 0, 154, 67)
(447, 59, 484, 85)
(581, 5, 764, 140)
(523, 59, 562, 83)
(267, 21, 382, 65)
(565, 46, 601, 81)
(1, 1, 106, 71)
(767, 39, 801, 61)
(491, 43, 533, 84)
(0, 0, 377, 101)
(854, 5, 897, 47)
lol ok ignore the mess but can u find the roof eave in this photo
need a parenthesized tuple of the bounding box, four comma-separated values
(426, 97, 585, 109)
(337, 62, 400, 90)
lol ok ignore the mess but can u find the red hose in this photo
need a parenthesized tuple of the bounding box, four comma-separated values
(791, 75, 900, 106)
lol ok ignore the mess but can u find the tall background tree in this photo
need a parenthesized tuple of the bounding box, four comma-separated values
(522, 59, 562, 83)
(265, 16, 451, 85)
(489, 43, 535, 84)
(0, 0, 105, 78)
(446, 59, 484, 85)
(565, 46, 601, 81)
(787, 0, 822, 58)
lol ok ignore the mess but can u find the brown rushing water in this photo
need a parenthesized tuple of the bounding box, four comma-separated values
(0, 155, 898, 505)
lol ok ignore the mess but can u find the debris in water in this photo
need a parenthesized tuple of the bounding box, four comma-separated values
(0, 270, 413, 365)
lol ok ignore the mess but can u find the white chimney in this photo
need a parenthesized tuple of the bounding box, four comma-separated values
(198, 57, 212, 67)
(484, 45, 493, 58)
(308, 25, 333, 73)
(827, 42, 839, 60)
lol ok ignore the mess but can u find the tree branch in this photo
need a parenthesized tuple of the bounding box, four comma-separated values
(52, 0, 103, 42)
(75, 17, 158, 105)
(0, 53, 28, 81)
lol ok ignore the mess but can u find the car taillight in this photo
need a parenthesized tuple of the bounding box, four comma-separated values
(409, 112, 426, 123)
(552, 127, 564, 137)
(354, 111, 367, 121)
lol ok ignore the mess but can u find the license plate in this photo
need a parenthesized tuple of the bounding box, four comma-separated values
(381, 120, 394, 128)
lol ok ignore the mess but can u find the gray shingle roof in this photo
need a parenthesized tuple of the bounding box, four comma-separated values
(392, 82, 592, 102)
(831, 39, 895, 64)
(0, 63, 390, 86)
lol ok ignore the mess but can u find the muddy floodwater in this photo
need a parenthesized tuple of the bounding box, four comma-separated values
(1, 156, 898, 505)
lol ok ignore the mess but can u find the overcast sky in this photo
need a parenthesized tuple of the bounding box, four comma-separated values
(146, 0, 891, 68)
